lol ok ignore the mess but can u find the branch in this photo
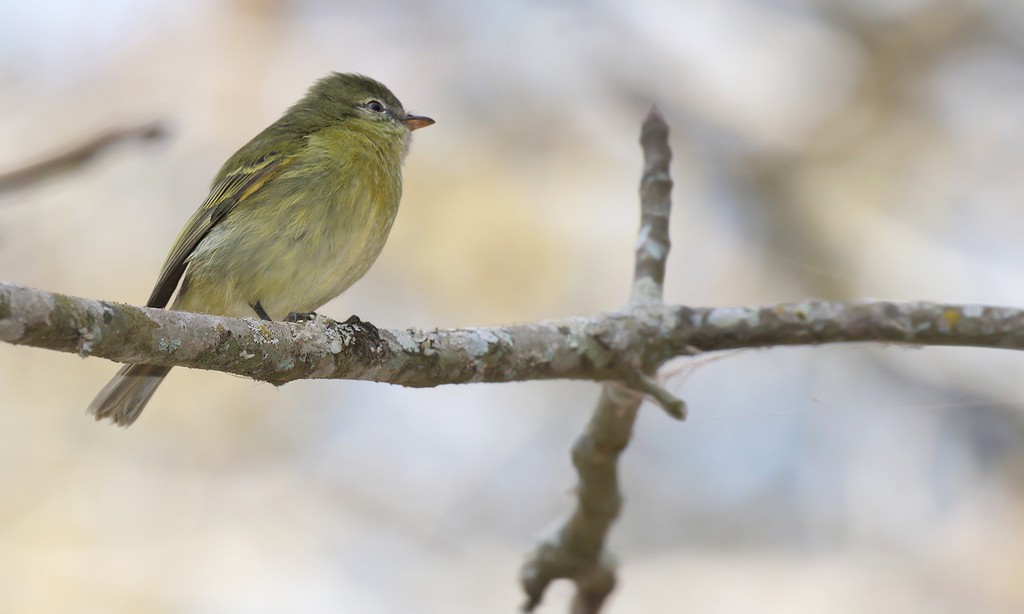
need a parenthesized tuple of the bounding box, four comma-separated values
(516, 102, 1024, 611)
(631, 105, 672, 306)
(520, 105, 678, 612)
(2, 282, 1022, 385)
(0, 121, 166, 194)
(520, 384, 638, 613)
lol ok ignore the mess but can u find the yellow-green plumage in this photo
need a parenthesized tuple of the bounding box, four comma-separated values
(88, 73, 433, 426)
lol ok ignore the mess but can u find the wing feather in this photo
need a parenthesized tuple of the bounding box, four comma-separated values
(146, 153, 294, 308)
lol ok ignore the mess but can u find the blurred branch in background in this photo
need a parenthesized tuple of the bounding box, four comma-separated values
(0, 121, 166, 195)
(725, 3, 986, 300)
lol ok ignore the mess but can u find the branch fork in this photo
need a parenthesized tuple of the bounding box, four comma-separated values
(519, 106, 679, 613)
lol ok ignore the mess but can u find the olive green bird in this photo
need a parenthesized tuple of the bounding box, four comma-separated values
(88, 73, 433, 426)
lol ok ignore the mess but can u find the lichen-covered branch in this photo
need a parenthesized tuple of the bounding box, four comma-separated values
(3, 282, 1024, 387)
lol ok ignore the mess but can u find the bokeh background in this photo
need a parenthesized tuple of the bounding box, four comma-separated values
(3, 0, 1024, 612)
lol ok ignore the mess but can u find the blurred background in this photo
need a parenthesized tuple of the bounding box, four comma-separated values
(3, 0, 1024, 612)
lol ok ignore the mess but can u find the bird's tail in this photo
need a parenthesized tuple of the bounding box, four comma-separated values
(88, 364, 171, 427)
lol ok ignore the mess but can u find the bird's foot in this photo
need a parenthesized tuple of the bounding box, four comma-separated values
(284, 311, 319, 323)
(341, 314, 381, 343)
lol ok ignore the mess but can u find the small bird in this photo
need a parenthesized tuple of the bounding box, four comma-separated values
(88, 73, 433, 426)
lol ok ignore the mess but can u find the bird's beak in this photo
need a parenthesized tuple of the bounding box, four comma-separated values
(402, 114, 435, 131)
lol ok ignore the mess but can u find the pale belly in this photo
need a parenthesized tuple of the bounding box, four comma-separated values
(174, 187, 399, 320)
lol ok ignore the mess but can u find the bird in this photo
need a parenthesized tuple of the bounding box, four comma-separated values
(88, 72, 433, 426)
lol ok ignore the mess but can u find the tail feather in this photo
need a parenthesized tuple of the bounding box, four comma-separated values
(88, 364, 171, 427)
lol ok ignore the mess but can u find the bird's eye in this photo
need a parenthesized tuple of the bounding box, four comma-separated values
(365, 100, 385, 113)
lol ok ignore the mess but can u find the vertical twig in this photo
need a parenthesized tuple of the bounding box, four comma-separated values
(520, 107, 676, 613)
(632, 106, 673, 306)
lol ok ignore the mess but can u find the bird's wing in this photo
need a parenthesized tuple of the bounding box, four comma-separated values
(146, 152, 296, 308)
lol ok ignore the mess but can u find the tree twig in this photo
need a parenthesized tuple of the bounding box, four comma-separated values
(631, 105, 673, 306)
(0, 121, 166, 194)
(520, 106, 678, 612)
